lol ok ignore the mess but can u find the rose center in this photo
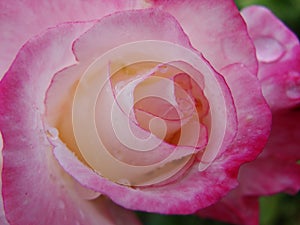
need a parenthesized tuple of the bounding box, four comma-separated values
(45, 41, 229, 186)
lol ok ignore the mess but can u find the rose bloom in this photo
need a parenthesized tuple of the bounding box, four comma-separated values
(0, 0, 299, 225)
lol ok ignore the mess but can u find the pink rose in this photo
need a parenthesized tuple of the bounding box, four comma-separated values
(0, 1, 299, 225)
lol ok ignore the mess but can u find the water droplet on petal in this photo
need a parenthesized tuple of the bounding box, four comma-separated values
(254, 37, 284, 63)
(286, 72, 300, 99)
(158, 64, 168, 73)
(198, 161, 210, 171)
(117, 178, 131, 186)
(46, 127, 59, 140)
(286, 85, 300, 99)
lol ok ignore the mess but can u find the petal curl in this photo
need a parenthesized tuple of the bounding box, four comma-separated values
(0, 0, 145, 78)
(0, 22, 140, 225)
(147, 0, 257, 74)
(242, 6, 300, 110)
(72, 8, 192, 62)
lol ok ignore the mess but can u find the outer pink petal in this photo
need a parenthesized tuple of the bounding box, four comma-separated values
(260, 109, 300, 160)
(195, 64, 271, 225)
(242, 6, 300, 110)
(72, 9, 192, 62)
(197, 189, 259, 225)
(198, 109, 300, 225)
(0, 0, 145, 78)
(147, 0, 257, 74)
(238, 109, 300, 196)
(0, 22, 140, 225)
(53, 63, 270, 214)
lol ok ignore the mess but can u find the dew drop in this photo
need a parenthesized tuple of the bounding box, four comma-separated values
(198, 161, 210, 171)
(254, 37, 284, 63)
(286, 86, 300, 99)
(246, 114, 253, 121)
(117, 178, 131, 186)
(114, 81, 127, 93)
(286, 72, 300, 99)
(158, 64, 168, 73)
(46, 127, 59, 140)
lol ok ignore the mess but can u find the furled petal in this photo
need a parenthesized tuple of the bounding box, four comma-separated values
(72, 61, 204, 185)
(0, 0, 145, 78)
(147, 0, 257, 74)
(242, 6, 300, 110)
(72, 9, 192, 62)
(53, 62, 270, 213)
(0, 22, 140, 225)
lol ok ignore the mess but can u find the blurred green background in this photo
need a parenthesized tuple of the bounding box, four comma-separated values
(136, 0, 300, 224)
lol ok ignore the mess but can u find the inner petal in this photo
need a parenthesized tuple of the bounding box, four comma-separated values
(134, 97, 182, 145)
(46, 41, 231, 187)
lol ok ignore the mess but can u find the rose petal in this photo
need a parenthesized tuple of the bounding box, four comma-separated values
(53, 144, 239, 214)
(197, 64, 277, 225)
(0, 0, 145, 78)
(73, 9, 192, 62)
(238, 109, 300, 196)
(239, 157, 300, 196)
(0, 22, 140, 225)
(219, 64, 271, 165)
(242, 6, 300, 110)
(261, 109, 300, 160)
(197, 108, 300, 225)
(197, 189, 259, 225)
(147, 0, 257, 74)
(196, 64, 272, 225)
